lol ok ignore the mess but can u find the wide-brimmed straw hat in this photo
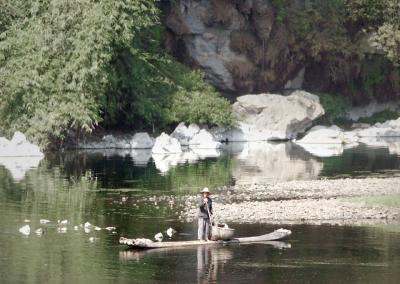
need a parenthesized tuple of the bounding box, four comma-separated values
(200, 187, 211, 194)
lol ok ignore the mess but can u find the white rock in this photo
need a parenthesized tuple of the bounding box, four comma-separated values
(84, 227, 91, 234)
(0, 156, 43, 180)
(11, 132, 27, 145)
(357, 126, 400, 137)
(84, 222, 92, 228)
(189, 129, 221, 149)
(130, 132, 154, 149)
(152, 133, 182, 154)
(94, 226, 102, 231)
(0, 132, 43, 157)
(40, 219, 51, 224)
(296, 125, 344, 144)
(74, 226, 79, 231)
(219, 91, 324, 142)
(154, 232, 163, 242)
(171, 123, 200, 145)
(19, 225, 30, 236)
(105, 226, 116, 231)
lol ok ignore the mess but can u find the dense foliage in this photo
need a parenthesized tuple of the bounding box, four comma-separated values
(0, 0, 234, 148)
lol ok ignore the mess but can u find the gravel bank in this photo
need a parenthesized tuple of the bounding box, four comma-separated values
(180, 177, 400, 225)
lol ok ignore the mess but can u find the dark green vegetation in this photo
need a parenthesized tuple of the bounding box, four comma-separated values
(0, 0, 234, 148)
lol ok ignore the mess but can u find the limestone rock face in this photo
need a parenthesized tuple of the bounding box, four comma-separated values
(228, 91, 324, 141)
(171, 123, 200, 145)
(189, 129, 221, 149)
(152, 133, 182, 154)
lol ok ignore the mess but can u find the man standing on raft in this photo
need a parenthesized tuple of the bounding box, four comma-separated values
(198, 187, 213, 241)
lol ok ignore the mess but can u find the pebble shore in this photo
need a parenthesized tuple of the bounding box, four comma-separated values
(180, 177, 400, 225)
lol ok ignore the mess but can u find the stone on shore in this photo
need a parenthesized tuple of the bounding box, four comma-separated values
(296, 125, 344, 144)
(171, 123, 200, 145)
(189, 129, 221, 149)
(295, 125, 359, 157)
(217, 91, 324, 142)
(151, 133, 182, 154)
(357, 117, 400, 137)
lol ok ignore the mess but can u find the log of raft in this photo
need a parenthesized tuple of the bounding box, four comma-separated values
(119, 228, 291, 249)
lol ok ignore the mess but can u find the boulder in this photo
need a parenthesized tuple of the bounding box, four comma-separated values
(152, 133, 182, 154)
(0, 156, 43, 180)
(356, 117, 400, 137)
(296, 125, 344, 144)
(189, 129, 221, 149)
(227, 91, 324, 141)
(130, 132, 154, 149)
(171, 123, 200, 145)
(0, 132, 43, 157)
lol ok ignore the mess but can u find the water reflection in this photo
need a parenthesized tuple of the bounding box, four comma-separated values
(0, 156, 43, 180)
(232, 142, 323, 183)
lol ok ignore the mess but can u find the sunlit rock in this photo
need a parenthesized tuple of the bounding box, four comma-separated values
(152, 133, 182, 154)
(171, 122, 200, 145)
(189, 129, 221, 149)
(0, 132, 43, 158)
(233, 142, 323, 184)
(130, 132, 154, 149)
(296, 125, 344, 144)
(19, 225, 30, 236)
(215, 91, 324, 142)
(295, 126, 359, 156)
(295, 143, 344, 158)
(105, 226, 116, 231)
(40, 219, 51, 224)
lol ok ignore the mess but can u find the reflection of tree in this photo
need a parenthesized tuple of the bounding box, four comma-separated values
(45, 151, 235, 192)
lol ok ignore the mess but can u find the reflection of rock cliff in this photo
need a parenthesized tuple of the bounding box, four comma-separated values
(232, 142, 323, 184)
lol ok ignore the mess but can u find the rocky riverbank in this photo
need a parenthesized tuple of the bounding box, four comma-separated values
(180, 177, 400, 226)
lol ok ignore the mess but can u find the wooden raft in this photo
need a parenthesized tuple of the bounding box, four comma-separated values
(119, 228, 291, 249)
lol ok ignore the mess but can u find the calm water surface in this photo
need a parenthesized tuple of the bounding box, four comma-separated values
(1, 142, 400, 283)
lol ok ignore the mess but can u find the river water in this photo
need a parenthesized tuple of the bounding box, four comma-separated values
(1, 142, 400, 283)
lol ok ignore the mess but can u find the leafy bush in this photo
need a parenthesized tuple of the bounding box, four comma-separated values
(317, 93, 351, 124)
(0, 0, 234, 148)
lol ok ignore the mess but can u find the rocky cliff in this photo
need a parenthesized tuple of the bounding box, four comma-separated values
(162, 0, 400, 103)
